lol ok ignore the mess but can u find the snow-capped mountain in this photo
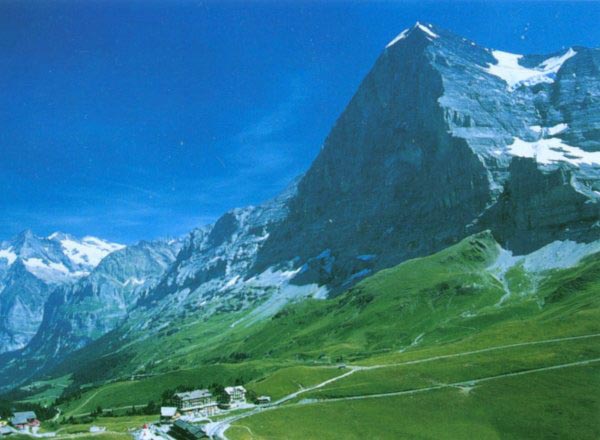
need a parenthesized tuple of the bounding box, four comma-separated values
(15, 239, 182, 366)
(1, 23, 599, 388)
(47, 232, 125, 274)
(0, 230, 124, 284)
(0, 231, 124, 353)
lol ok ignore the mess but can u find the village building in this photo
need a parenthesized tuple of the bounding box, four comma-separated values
(169, 420, 208, 440)
(256, 395, 271, 405)
(173, 390, 218, 417)
(10, 412, 39, 431)
(160, 407, 178, 423)
(224, 386, 246, 407)
(0, 426, 12, 436)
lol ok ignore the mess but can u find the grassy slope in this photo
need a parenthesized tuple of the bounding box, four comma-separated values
(246, 366, 342, 401)
(303, 338, 599, 399)
(58, 364, 343, 417)
(229, 365, 599, 440)
(62, 232, 504, 380)
(59, 362, 280, 417)
(54, 232, 502, 407)
(209, 231, 507, 362)
(225, 237, 600, 438)
(36, 231, 599, 438)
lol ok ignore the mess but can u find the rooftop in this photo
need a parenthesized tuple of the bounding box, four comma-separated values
(172, 420, 207, 439)
(224, 386, 246, 394)
(174, 389, 212, 400)
(161, 407, 177, 417)
(10, 412, 37, 425)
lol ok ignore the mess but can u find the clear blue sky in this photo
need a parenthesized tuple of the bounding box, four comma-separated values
(1, 1, 599, 243)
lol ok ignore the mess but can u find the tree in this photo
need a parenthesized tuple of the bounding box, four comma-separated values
(246, 389, 258, 404)
(209, 384, 228, 405)
(143, 401, 158, 415)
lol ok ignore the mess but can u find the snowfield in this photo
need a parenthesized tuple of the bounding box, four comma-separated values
(508, 136, 600, 166)
(485, 48, 577, 90)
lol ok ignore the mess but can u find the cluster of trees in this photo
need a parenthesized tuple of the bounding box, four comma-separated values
(53, 384, 84, 407)
(134, 401, 160, 416)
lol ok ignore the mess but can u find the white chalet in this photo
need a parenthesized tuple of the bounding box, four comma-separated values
(173, 390, 218, 416)
(224, 386, 246, 406)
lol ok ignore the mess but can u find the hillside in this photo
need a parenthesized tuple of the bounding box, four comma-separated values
(11, 230, 596, 438)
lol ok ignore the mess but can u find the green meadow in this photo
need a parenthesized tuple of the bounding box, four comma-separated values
(14, 232, 596, 439)
(228, 364, 599, 440)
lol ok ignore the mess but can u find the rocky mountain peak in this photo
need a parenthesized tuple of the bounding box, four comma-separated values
(385, 22, 440, 48)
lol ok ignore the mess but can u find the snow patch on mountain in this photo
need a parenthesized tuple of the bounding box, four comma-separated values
(124, 277, 146, 286)
(491, 239, 600, 276)
(50, 233, 125, 268)
(489, 238, 600, 305)
(508, 136, 600, 166)
(521, 240, 600, 273)
(485, 48, 576, 90)
(547, 123, 569, 136)
(230, 266, 328, 328)
(0, 248, 17, 266)
(417, 22, 439, 39)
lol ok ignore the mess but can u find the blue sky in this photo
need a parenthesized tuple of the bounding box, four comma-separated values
(1, 1, 599, 243)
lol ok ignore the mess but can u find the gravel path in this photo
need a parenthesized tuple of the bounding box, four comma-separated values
(205, 332, 600, 439)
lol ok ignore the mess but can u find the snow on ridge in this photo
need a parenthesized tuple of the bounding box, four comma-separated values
(508, 136, 600, 167)
(416, 22, 439, 39)
(529, 123, 569, 136)
(22, 257, 88, 282)
(386, 22, 438, 48)
(485, 48, 577, 91)
(24, 258, 70, 274)
(538, 48, 577, 72)
(386, 29, 409, 48)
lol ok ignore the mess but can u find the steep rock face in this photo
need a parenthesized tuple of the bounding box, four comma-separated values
(0, 231, 124, 353)
(254, 25, 495, 287)
(479, 158, 599, 253)
(0, 261, 48, 353)
(254, 23, 599, 289)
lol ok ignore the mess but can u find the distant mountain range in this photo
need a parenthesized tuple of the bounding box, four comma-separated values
(0, 230, 124, 353)
(1, 22, 598, 391)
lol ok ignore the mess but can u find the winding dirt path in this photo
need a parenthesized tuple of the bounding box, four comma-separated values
(310, 357, 600, 403)
(205, 332, 600, 439)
